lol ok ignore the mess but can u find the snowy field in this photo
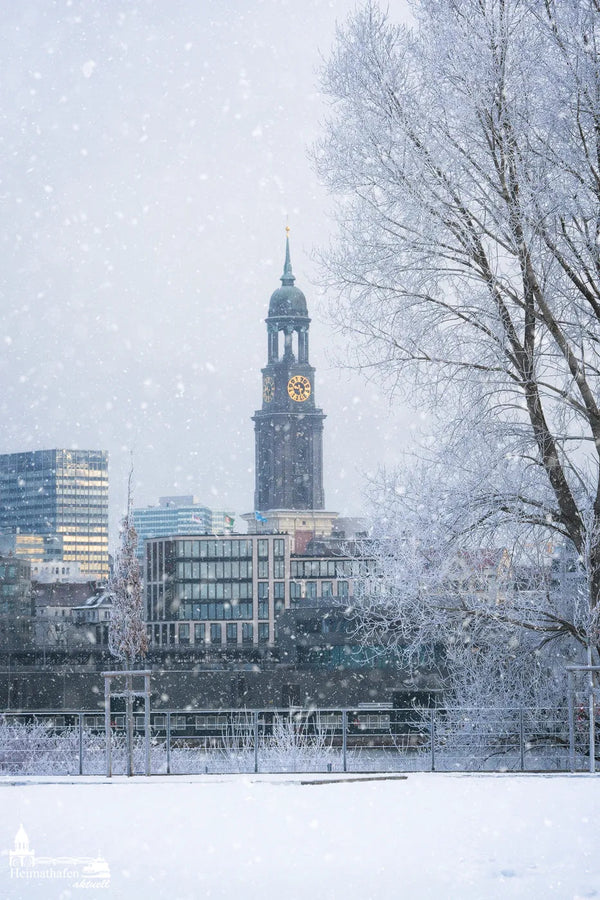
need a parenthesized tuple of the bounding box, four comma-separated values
(0, 773, 598, 900)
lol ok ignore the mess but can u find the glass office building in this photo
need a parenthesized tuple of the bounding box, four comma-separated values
(0, 449, 109, 579)
(144, 533, 358, 651)
(132, 496, 234, 563)
(145, 533, 288, 649)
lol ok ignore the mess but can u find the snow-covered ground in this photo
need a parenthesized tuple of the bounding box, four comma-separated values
(0, 773, 598, 899)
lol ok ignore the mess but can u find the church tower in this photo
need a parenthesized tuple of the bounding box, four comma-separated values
(254, 232, 325, 511)
(244, 232, 338, 545)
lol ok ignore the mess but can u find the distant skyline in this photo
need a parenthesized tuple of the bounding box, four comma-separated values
(0, 1, 416, 549)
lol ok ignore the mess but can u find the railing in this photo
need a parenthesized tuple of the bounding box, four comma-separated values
(0, 706, 593, 776)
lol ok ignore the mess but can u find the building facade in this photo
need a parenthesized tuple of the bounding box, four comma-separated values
(0, 555, 33, 652)
(29, 560, 88, 583)
(132, 495, 234, 562)
(32, 580, 102, 650)
(144, 532, 358, 653)
(0, 449, 109, 579)
(146, 533, 289, 650)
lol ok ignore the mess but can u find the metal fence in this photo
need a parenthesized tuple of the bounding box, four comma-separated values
(0, 706, 595, 776)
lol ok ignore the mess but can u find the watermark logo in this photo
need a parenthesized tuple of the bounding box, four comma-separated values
(6, 824, 110, 890)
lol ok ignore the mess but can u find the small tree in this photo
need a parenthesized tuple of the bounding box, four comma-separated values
(108, 473, 147, 669)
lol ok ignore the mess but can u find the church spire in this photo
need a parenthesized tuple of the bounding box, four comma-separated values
(281, 226, 295, 287)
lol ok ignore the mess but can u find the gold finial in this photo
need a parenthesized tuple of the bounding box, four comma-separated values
(286, 215, 290, 237)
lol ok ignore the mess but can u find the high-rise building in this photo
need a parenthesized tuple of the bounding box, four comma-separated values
(132, 496, 235, 562)
(0, 449, 109, 579)
(243, 233, 338, 546)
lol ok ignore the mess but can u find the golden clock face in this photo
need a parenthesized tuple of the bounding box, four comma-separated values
(263, 375, 275, 403)
(287, 374, 311, 402)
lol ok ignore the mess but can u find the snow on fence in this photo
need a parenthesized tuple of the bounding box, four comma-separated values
(0, 706, 593, 776)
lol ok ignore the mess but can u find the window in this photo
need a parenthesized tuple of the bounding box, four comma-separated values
(239, 540, 252, 558)
(210, 624, 222, 645)
(274, 538, 285, 558)
(197, 601, 253, 620)
(273, 558, 285, 578)
(242, 623, 253, 644)
(258, 582, 269, 619)
(258, 560, 269, 578)
(321, 582, 333, 598)
(258, 539, 269, 559)
(305, 582, 317, 600)
(338, 581, 349, 599)
(226, 623, 237, 644)
(258, 623, 270, 644)
(194, 623, 205, 644)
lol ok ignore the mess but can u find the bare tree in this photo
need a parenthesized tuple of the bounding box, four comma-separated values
(108, 470, 147, 669)
(316, 0, 600, 661)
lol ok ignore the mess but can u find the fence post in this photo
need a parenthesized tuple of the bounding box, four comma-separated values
(166, 712, 171, 775)
(430, 708, 436, 772)
(253, 710, 259, 774)
(567, 671, 575, 772)
(144, 674, 151, 777)
(78, 713, 84, 776)
(342, 710, 347, 774)
(519, 709, 525, 772)
(126, 672, 134, 777)
(104, 675, 112, 778)
(588, 648, 596, 774)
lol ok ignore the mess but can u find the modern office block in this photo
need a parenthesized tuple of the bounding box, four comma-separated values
(0, 449, 109, 579)
(144, 532, 358, 651)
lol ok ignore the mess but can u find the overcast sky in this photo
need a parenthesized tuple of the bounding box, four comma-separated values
(0, 0, 416, 546)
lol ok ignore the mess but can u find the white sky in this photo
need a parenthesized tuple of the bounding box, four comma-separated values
(0, 1, 417, 545)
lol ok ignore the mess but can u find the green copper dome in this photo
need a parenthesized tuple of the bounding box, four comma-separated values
(268, 236, 308, 318)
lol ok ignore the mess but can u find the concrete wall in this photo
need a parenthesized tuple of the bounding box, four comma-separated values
(0, 664, 422, 711)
